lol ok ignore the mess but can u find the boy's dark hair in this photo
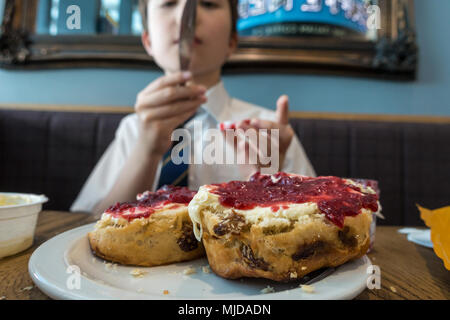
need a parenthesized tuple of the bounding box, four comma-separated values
(138, 0, 238, 36)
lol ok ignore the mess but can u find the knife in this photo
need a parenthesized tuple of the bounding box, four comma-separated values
(179, 0, 197, 73)
(169, 0, 198, 142)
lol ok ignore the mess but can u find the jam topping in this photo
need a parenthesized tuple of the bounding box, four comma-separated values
(105, 185, 196, 222)
(210, 172, 379, 228)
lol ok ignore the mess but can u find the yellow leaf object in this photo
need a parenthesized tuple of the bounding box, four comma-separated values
(417, 204, 450, 270)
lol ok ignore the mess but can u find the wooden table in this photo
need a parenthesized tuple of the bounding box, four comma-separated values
(0, 210, 448, 300)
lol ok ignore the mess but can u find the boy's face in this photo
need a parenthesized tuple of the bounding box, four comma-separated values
(142, 0, 237, 77)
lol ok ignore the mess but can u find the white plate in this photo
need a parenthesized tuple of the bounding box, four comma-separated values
(29, 223, 371, 300)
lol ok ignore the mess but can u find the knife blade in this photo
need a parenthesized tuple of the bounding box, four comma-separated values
(179, 0, 197, 72)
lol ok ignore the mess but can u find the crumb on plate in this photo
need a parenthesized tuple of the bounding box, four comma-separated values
(130, 268, 148, 278)
(202, 266, 211, 274)
(260, 286, 275, 294)
(300, 284, 315, 293)
(183, 267, 197, 275)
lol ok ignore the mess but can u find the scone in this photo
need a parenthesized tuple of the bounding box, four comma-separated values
(88, 185, 205, 267)
(188, 172, 379, 282)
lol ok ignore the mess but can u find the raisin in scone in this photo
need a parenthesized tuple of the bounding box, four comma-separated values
(188, 172, 379, 282)
(88, 186, 205, 267)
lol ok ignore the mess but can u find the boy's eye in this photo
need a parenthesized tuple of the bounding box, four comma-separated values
(160, 0, 217, 9)
(161, 1, 177, 8)
(201, 1, 218, 8)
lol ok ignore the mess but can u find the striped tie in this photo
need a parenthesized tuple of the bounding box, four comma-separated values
(157, 143, 189, 189)
(156, 116, 195, 189)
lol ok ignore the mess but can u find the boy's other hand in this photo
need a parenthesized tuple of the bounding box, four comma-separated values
(221, 94, 294, 172)
(135, 71, 207, 156)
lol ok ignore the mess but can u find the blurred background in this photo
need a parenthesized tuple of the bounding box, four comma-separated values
(0, 0, 449, 115)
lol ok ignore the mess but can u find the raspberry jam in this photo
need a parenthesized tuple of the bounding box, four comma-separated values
(105, 185, 196, 222)
(210, 172, 379, 228)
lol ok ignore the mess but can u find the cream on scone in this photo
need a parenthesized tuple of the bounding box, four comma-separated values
(88, 186, 205, 267)
(188, 172, 379, 282)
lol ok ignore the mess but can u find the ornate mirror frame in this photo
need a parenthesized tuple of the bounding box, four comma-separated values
(0, 0, 417, 80)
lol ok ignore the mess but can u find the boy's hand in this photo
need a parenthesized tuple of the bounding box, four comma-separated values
(221, 95, 294, 172)
(135, 71, 207, 156)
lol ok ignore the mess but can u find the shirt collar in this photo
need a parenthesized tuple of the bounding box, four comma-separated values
(199, 80, 231, 123)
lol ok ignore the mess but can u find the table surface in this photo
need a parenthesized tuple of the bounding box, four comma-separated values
(0, 210, 448, 300)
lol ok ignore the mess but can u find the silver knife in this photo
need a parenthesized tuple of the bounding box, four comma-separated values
(174, 0, 198, 131)
(179, 0, 197, 72)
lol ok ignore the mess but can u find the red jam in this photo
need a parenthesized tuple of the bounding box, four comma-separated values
(271, 206, 280, 212)
(270, 205, 289, 212)
(210, 172, 379, 228)
(219, 122, 236, 131)
(219, 119, 250, 131)
(105, 185, 196, 222)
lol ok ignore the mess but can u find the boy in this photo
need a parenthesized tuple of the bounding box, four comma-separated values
(71, 0, 315, 217)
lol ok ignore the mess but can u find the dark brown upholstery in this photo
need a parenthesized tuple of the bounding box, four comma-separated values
(0, 110, 122, 210)
(1, 109, 449, 226)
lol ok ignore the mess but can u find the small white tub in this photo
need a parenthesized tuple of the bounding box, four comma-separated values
(0, 193, 48, 259)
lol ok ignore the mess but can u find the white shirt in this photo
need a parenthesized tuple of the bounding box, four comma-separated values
(71, 81, 316, 213)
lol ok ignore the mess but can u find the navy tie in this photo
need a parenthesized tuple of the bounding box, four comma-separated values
(157, 143, 189, 189)
(156, 116, 195, 189)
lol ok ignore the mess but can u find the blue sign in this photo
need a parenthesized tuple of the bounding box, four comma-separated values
(237, 0, 369, 35)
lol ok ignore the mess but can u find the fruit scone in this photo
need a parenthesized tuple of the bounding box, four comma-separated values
(88, 185, 205, 267)
(188, 172, 379, 282)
